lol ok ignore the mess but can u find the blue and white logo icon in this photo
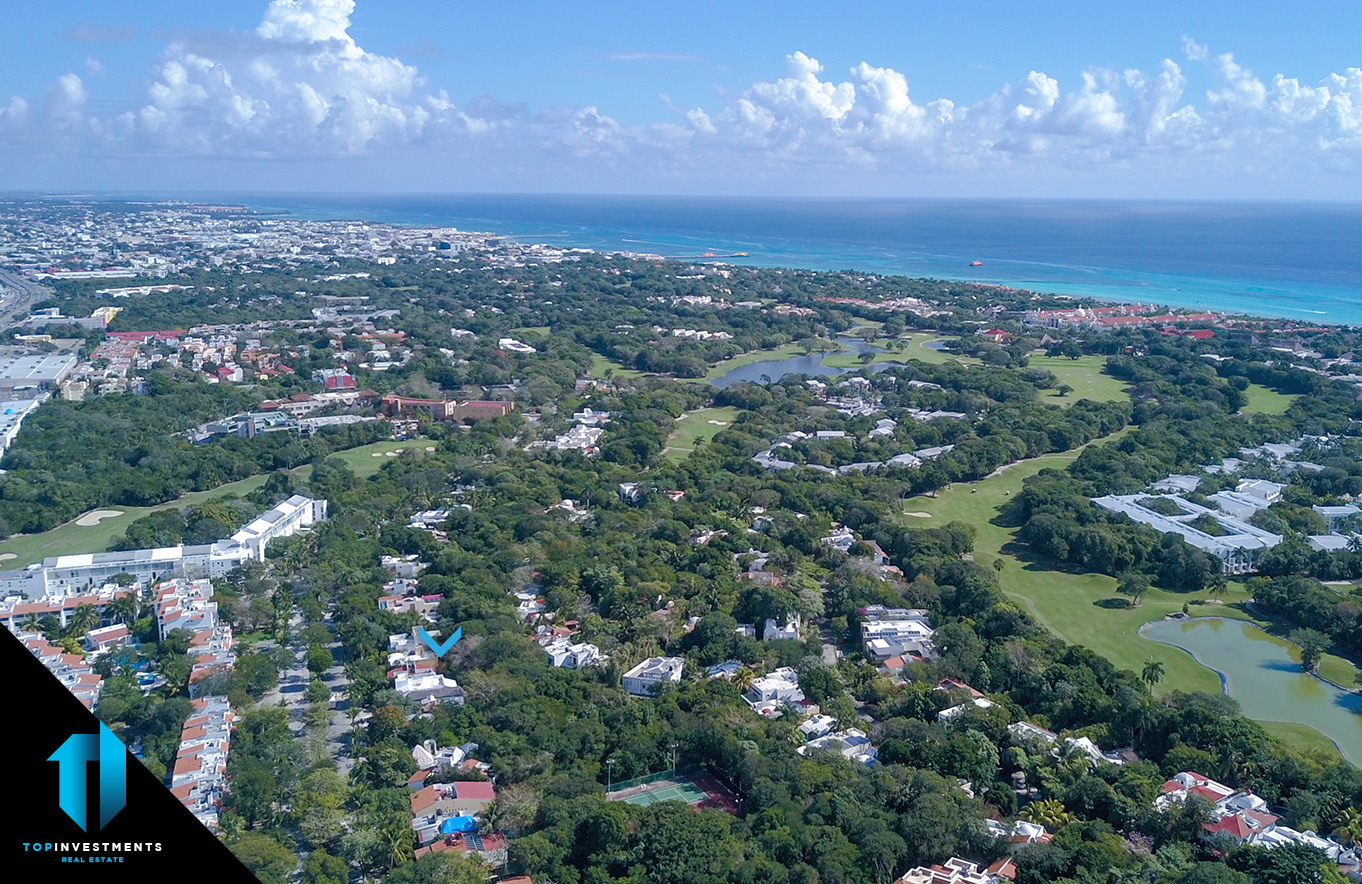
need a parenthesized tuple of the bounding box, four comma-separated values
(49, 722, 126, 832)
(419, 625, 461, 657)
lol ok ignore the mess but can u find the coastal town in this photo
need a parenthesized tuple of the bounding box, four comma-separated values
(8, 197, 1362, 884)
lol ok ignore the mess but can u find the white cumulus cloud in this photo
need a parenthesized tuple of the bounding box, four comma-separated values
(101, 0, 434, 156)
(3, 6, 1362, 194)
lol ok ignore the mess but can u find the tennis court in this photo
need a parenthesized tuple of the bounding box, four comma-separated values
(610, 778, 709, 806)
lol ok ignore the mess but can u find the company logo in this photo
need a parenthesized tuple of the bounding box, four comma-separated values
(48, 722, 126, 832)
(419, 626, 461, 657)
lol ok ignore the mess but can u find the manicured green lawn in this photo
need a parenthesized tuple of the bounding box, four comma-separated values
(1241, 383, 1296, 415)
(588, 352, 643, 379)
(1027, 355, 1131, 406)
(662, 406, 740, 461)
(0, 474, 273, 567)
(901, 436, 1362, 705)
(328, 439, 438, 479)
(903, 438, 1232, 696)
(507, 326, 551, 339)
(702, 344, 810, 380)
(1260, 721, 1345, 761)
(0, 438, 435, 565)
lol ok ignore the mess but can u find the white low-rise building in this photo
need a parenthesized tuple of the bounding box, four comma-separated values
(1090, 494, 1281, 574)
(412, 740, 466, 771)
(763, 616, 801, 641)
(798, 728, 877, 764)
(622, 656, 685, 697)
(1060, 736, 1126, 767)
(862, 615, 934, 661)
(1236, 479, 1286, 503)
(572, 408, 616, 426)
(1208, 490, 1273, 520)
(230, 494, 328, 560)
(937, 697, 995, 721)
(0, 395, 45, 459)
(498, 337, 537, 354)
(394, 671, 465, 706)
(1008, 721, 1058, 745)
(544, 638, 601, 668)
(0, 494, 331, 598)
(799, 714, 837, 740)
(744, 667, 805, 713)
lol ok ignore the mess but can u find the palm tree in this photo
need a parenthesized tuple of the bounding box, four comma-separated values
(21, 612, 41, 633)
(734, 667, 757, 694)
(65, 603, 99, 638)
(107, 594, 139, 626)
(380, 821, 413, 869)
(1018, 798, 1074, 830)
(1141, 658, 1165, 692)
(1334, 808, 1362, 848)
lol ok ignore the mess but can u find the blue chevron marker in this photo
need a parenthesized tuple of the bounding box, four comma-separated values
(419, 625, 461, 657)
(48, 722, 126, 831)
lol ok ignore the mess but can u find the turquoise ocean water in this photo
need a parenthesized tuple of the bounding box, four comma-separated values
(197, 194, 1362, 326)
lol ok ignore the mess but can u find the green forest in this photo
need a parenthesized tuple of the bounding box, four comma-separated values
(16, 245, 1362, 884)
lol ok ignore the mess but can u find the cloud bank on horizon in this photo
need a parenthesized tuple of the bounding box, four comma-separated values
(4, 0, 1362, 194)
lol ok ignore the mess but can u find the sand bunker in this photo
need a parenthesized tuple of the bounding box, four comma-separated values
(385, 450, 399, 456)
(0, 553, 15, 561)
(904, 512, 933, 518)
(371, 452, 384, 457)
(424, 446, 436, 451)
(707, 420, 729, 426)
(76, 509, 124, 527)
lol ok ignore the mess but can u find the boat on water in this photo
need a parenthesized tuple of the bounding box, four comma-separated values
(969, 260, 983, 267)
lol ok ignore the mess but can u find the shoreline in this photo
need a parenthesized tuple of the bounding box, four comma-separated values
(44, 192, 1362, 328)
(1139, 615, 1359, 763)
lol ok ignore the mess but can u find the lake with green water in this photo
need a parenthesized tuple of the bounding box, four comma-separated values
(1141, 617, 1362, 764)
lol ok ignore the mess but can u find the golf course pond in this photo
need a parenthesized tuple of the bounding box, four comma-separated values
(709, 337, 888, 388)
(1141, 617, 1362, 764)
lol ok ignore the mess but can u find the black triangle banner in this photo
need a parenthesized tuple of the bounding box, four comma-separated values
(0, 625, 258, 880)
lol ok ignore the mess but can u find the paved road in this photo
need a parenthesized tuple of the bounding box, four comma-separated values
(0, 269, 43, 328)
(819, 626, 840, 666)
(254, 608, 354, 777)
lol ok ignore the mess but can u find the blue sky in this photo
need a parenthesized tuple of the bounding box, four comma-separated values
(3, 0, 1362, 197)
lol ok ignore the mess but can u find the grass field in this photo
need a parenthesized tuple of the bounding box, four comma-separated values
(1027, 355, 1132, 406)
(1260, 721, 1345, 760)
(901, 435, 1362, 723)
(507, 326, 551, 339)
(588, 352, 643, 379)
(702, 344, 809, 380)
(331, 439, 439, 478)
(662, 406, 740, 461)
(1241, 383, 1296, 415)
(0, 438, 435, 565)
(0, 475, 273, 567)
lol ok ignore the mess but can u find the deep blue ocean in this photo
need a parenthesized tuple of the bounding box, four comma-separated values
(210, 194, 1362, 326)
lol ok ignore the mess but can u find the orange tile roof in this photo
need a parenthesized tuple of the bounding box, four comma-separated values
(173, 756, 205, 777)
(410, 785, 442, 814)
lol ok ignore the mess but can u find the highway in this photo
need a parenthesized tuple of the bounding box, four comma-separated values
(0, 269, 44, 330)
